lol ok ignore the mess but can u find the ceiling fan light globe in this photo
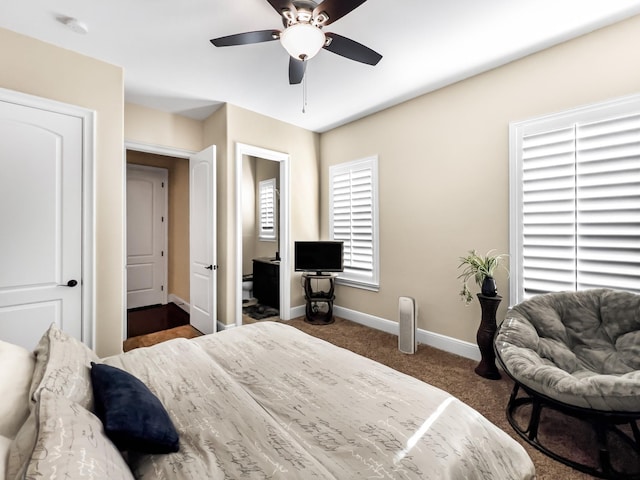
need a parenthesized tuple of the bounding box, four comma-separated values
(280, 23, 325, 61)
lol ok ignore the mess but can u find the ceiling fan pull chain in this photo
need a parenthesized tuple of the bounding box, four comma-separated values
(302, 67, 308, 114)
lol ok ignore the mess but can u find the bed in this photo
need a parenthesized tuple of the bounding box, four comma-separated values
(2, 321, 536, 479)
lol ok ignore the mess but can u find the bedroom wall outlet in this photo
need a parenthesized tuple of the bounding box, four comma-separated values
(398, 296, 417, 354)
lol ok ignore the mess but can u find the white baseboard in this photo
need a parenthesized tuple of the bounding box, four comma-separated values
(218, 321, 236, 331)
(169, 295, 234, 333)
(287, 304, 481, 361)
(168, 294, 189, 314)
(288, 305, 306, 319)
(417, 327, 481, 362)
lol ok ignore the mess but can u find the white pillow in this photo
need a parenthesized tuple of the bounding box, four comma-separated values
(0, 434, 11, 480)
(0, 340, 35, 438)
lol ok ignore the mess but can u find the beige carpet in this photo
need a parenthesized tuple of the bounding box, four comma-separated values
(124, 316, 638, 479)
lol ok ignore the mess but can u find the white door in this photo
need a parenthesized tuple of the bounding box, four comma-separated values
(0, 97, 83, 350)
(126, 165, 167, 309)
(190, 146, 217, 334)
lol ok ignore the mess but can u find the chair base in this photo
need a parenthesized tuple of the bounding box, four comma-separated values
(506, 382, 640, 479)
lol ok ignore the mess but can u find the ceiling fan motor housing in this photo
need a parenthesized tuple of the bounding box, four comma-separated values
(282, 1, 329, 28)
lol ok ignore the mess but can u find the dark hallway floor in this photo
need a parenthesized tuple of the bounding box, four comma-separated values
(127, 303, 190, 338)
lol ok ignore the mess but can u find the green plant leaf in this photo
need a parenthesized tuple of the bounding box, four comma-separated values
(457, 249, 508, 306)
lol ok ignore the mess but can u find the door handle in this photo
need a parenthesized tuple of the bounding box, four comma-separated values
(59, 280, 78, 287)
(205, 265, 213, 270)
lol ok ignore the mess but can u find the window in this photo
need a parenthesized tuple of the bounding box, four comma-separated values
(510, 94, 640, 304)
(329, 156, 379, 290)
(258, 178, 277, 241)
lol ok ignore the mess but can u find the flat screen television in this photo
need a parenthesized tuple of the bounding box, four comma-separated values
(294, 241, 344, 274)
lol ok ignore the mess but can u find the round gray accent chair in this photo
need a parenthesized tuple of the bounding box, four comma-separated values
(495, 289, 640, 479)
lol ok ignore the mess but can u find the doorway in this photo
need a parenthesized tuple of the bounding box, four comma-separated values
(241, 156, 281, 324)
(124, 143, 217, 339)
(235, 143, 290, 327)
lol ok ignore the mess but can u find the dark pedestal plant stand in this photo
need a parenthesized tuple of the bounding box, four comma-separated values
(475, 293, 502, 380)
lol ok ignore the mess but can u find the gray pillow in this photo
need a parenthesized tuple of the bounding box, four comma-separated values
(4, 408, 37, 480)
(16, 390, 134, 480)
(29, 323, 98, 410)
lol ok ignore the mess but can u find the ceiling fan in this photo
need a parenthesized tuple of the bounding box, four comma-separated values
(210, 0, 382, 85)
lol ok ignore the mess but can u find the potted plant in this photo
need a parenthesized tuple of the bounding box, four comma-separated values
(458, 249, 508, 305)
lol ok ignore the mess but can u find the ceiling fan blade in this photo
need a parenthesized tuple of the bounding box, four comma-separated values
(289, 57, 306, 84)
(210, 30, 279, 47)
(324, 33, 382, 65)
(314, 0, 368, 26)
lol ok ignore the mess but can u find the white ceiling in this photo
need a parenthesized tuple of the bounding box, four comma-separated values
(2, 0, 640, 132)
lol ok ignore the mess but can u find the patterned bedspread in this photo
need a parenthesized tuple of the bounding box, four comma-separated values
(105, 322, 535, 479)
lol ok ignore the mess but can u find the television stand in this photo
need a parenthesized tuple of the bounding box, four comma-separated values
(302, 272, 337, 325)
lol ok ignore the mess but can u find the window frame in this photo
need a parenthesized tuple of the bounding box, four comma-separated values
(329, 155, 380, 291)
(509, 93, 640, 304)
(258, 177, 277, 241)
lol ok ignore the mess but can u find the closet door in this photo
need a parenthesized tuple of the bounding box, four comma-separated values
(127, 165, 168, 309)
(0, 96, 84, 349)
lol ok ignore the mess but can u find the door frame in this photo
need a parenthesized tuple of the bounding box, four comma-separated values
(235, 143, 291, 326)
(0, 87, 96, 348)
(126, 164, 169, 308)
(123, 141, 196, 339)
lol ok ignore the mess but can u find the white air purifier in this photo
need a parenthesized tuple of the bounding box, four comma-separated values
(398, 296, 417, 354)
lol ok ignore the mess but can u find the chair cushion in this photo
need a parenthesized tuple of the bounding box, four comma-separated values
(496, 289, 640, 411)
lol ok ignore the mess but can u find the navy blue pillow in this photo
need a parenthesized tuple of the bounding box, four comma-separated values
(90, 362, 179, 453)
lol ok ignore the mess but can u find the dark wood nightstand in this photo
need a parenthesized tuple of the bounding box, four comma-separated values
(252, 258, 279, 309)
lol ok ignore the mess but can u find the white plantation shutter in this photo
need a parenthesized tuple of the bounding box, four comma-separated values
(330, 156, 379, 289)
(511, 94, 640, 303)
(576, 113, 640, 291)
(258, 178, 276, 240)
(521, 126, 577, 295)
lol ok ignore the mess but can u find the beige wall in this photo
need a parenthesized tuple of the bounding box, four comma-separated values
(0, 28, 124, 357)
(202, 106, 229, 324)
(126, 151, 190, 302)
(124, 103, 203, 152)
(319, 14, 640, 344)
(211, 104, 320, 326)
